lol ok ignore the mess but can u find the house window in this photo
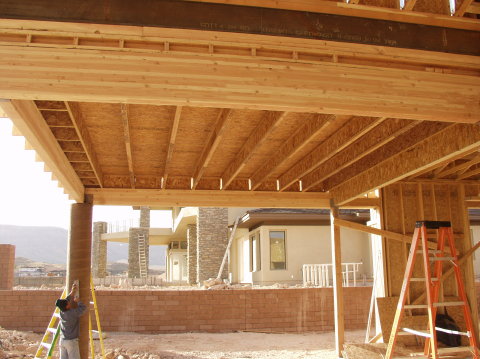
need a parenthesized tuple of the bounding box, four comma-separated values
(250, 232, 261, 272)
(269, 231, 286, 270)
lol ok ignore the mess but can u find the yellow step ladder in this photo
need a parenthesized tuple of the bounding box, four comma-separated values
(34, 278, 106, 359)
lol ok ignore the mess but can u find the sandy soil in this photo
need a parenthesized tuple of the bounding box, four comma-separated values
(0, 327, 366, 359)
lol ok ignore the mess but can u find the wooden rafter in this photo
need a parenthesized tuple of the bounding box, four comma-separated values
(222, 111, 287, 190)
(120, 104, 135, 189)
(192, 109, 231, 189)
(467, 2, 480, 14)
(250, 114, 335, 191)
(278, 117, 384, 191)
(454, 0, 475, 16)
(323, 122, 450, 191)
(0, 100, 84, 202)
(163, 106, 182, 188)
(302, 119, 417, 191)
(457, 166, 480, 180)
(403, 0, 418, 11)
(65, 102, 103, 187)
(330, 123, 480, 205)
(436, 156, 480, 178)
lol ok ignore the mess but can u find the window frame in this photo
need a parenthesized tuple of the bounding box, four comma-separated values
(269, 230, 287, 271)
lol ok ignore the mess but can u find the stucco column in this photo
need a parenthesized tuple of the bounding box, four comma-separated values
(197, 208, 228, 283)
(66, 202, 93, 359)
(187, 224, 197, 284)
(92, 221, 107, 278)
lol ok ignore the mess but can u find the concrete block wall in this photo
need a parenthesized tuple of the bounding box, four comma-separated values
(92, 222, 108, 278)
(197, 208, 228, 283)
(187, 224, 197, 284)
(0, 244, 15, 290)
(0, 287, 371, 333)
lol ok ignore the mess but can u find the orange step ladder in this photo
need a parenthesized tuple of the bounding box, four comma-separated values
(385, 220, 479, 359)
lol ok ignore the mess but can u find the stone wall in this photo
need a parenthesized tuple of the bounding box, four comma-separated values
(197, 208, 228, 283)
(0, 287, 371, 333)
(92, 222, 107, 278)
(0, 244, 15, 290)
(128, 207, 151, 278)
(187, 224, 197, 284)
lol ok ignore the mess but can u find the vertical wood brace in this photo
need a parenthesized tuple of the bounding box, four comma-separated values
(330, 202, 345, 358)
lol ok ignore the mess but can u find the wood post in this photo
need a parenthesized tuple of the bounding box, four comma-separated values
(66, 202, 93, 359)
(330, 203, 345, 358)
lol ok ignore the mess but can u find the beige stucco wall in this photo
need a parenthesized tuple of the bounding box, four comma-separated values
(231, 225, 372, 285)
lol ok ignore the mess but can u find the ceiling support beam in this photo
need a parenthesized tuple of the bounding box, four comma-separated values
(192, 109, 231, 189)
(436, 156, 480, 178)
(163, 106, 182, 188)
(0, 100, 84, 202)
(454, 0, 475, 16)
(222, 111, 287, 189)
(278, 117, 383, 191)
(87, 188, 332, 208)
(250, 114, 335, 191)
(330, 123, 480, 205)
(120, 104, 135, 189)
(302, 119, 417, 191)
(65, 102, 104, 187)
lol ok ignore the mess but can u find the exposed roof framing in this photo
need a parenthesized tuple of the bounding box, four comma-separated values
(0, 1, 478, 207)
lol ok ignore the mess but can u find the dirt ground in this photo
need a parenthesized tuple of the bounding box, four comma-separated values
(0, 327, 366, 359)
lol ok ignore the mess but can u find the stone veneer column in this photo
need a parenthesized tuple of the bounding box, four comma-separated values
(196, 208, 228, 283)
(92, 222, 107, 278)
(128, 207, 150, 278)
(0, 244, 15, 290)
(67, 202, 92, 359)
(187, 224, 197, 284)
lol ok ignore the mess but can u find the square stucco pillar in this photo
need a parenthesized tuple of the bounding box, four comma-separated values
(197, 207, 228, 283)
(0, 244, 15, 290)
(67, 202, 93, 359)
(92, 221, 107, 278)
(187, 224, 197, 284)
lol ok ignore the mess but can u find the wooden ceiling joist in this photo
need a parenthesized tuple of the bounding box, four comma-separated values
(65, 102, 103, 187)
(301, 119, 418, 192)
(331, 123, 480, 205)
(192, 109, 231, 189)
(120, 103, 135, 189)
(163, 106, 183, 188)
(278, 116, 384, 191)
(0, 100, 84, 202)
(250, 114, 335, 191)
(222, 111, 287, 190)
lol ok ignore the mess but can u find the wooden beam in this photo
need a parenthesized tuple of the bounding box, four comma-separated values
(330, 204, 345, 358)
(436, 156, 480, 178)
(250, 114, 335, 191)
(302, 119, 416, 191)
(454, 0, 475, 16)
(467, 2, 480, 14)
(279, 117, 383, 191)
(86, 188, 332, 207)
(184, 0, 480, 30)
(192, 109, 231, 189)
(457, 166, 480, 180)
(120, 104, 135, 189)
(65, 102, 103, 187)
(0, 45, 478, 123)
(223, 111, 287, 189)
(163, 106, 182, 188)
(331, 123, 480, 205)
(323, 122, 450, 191)
(0, 100, 84, 202)
(403, 0, 418, 11)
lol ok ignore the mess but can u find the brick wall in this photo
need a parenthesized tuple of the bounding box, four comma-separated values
(0, 244, 15, 290)
(0, 287, 371, 333)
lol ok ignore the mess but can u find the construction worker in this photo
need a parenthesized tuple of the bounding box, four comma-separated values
(55, 282, 87, 359)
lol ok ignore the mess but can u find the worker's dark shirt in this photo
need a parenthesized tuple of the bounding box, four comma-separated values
(59, 295, 87, 340)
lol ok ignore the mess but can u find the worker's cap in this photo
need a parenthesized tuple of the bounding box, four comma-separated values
(55, 299, 69, 311)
